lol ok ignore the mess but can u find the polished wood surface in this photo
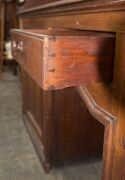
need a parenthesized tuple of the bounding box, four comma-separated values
(20, 11, 125, 33)
(110, 33, 125, 180)
(11, 29, 115, 90)
(11, 0, 125, 179)
(21, 69, 104, 171)
(19, 0, 125, 15)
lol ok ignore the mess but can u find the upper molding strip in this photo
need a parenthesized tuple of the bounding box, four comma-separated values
(18, 0, 125, 16)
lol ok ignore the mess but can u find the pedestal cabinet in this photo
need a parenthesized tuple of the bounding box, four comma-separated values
(21, 69, 104, 171)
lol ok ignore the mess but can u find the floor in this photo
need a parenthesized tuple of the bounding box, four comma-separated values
(0, 71, 102, 180)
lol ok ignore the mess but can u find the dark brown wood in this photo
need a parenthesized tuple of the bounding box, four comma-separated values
(11, 0, 125, 179)
(76, 32, 125, 180)
(18, 0, 125, 15)
(21, 69, 104, 170)
(109, 32, 125, 180)
(11, 29, 115, 90)
(20, 10, 125, 33)
(77, 86, 115, 180)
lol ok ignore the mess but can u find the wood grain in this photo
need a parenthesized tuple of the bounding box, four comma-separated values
(19, 0, 125, 15)
(21, 11, 125, 33)
(109, 33, 125, 180)
(11, 29, 115, 90)
(21, 69, 104, 170)
(15, 0, 125, 179)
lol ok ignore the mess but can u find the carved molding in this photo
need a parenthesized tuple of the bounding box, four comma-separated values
(77, 86, 116, 126)
(18, 0, 125, 16)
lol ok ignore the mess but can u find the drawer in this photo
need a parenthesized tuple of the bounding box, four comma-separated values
(11, 29, 115, 90)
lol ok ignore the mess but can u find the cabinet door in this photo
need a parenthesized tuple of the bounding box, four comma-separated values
(21, 69, 104, 171)
(0, 3, 4, 79)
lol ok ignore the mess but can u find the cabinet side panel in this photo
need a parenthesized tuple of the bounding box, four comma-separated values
(53, 88, 104, 162)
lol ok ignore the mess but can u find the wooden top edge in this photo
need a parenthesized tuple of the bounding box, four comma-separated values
(18, 0, 125, 16)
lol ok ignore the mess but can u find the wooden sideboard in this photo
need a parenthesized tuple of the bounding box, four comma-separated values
(11, 0, 125, 179)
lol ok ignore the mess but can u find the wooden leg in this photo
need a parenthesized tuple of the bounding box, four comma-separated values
(79, 33, 125, 180)
(77, 86, 115, 180)
(109, 33, 125, 180)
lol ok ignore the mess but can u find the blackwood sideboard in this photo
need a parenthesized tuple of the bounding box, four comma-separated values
(11, 0, 125, 180)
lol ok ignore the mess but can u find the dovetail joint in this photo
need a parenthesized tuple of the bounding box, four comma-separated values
(48, 53, 56, 58)
(48, 68, 55, 73)
(49, 36, 56, 42)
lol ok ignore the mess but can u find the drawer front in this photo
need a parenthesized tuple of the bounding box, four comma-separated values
(11, 32, 44, 87)
(11, 29, 115, 90)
